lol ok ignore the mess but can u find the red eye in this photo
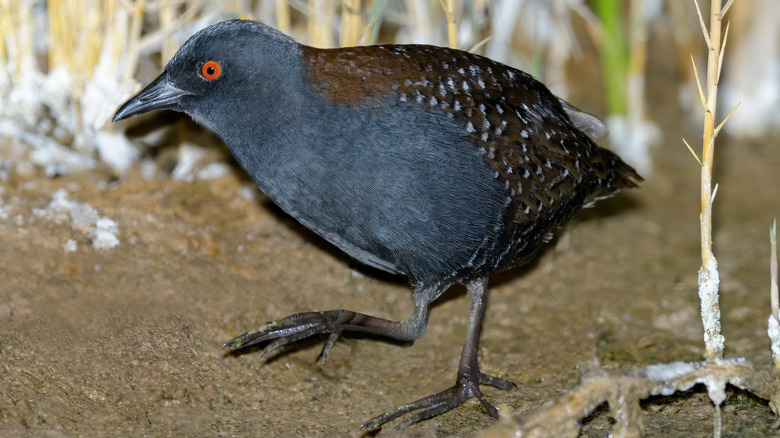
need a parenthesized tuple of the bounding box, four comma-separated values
(201, 61, 221, 80)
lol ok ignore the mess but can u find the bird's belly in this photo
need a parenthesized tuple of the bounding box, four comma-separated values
(253, 106, 510, 285)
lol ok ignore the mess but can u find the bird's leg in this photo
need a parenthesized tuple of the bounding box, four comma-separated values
(222, 297, 431, 362)
(359, 278, 515, 434)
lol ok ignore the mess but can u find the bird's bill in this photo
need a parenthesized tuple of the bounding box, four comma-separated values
(112, 74, 188, 122)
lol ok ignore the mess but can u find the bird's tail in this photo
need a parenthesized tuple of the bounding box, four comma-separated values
(584, 148, 643, 207)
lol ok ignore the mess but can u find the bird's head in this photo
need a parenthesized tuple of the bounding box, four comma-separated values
(113, 19, 302, 133)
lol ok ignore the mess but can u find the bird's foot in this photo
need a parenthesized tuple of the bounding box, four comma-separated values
(222, 309, 424, 362)
(359, 368, 515, 434)
(221, 310, 353, 362)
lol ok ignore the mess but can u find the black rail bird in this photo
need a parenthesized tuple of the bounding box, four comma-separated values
(113, 19, 640, 433)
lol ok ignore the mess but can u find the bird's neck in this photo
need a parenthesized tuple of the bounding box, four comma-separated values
(214, 76, 325, 208)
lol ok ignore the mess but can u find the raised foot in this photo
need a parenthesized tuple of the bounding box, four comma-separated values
(359, 371, 516, 434)
(222, 309, 423, 362)
(221, 310, 350, 361)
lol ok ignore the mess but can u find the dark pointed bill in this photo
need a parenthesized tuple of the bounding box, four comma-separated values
(112, 74, 189, 122)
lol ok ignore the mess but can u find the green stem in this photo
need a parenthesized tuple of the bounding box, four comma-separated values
(593, 0, 628, 115)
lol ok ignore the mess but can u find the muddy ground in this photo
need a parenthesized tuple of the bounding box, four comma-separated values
(1, 40, 779, 438)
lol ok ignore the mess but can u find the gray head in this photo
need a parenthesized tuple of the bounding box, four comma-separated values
(113, 19, 303, 135)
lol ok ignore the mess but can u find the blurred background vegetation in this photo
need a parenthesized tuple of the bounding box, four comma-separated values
(0, 0, 777, 178)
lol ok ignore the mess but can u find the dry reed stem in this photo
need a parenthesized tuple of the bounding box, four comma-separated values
(160, 0, 177, 64)
(0, 0, 15, 74)
(307, 0, 337, 48)
(124, 0, 145, 83)
(276, 0, 291, 32)
(467, 35, 493, 54)
(770, 219, 780, 370)
(14, 1, 33, 83)
(133, 1, 202, 64)
(772, 219, 778, 322)
(691, 0, 733, 361)
(340, 0, 360, 47)
(0, 0, 8, 65)
(440, 0, 457, 49)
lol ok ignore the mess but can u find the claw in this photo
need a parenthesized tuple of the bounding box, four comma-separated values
(221, 319, 287, 353)
(258, 338, 288, 359)
(319, 331, 341, 363)
(221, 335, 244, 352)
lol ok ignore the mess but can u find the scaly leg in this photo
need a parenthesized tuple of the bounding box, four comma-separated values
(359, 278, 515, 433)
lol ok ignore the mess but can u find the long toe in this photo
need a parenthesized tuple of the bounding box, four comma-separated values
(359, 387, 460, 434)
(358, 371, 515, 434)
(479, 372, 517, 391)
